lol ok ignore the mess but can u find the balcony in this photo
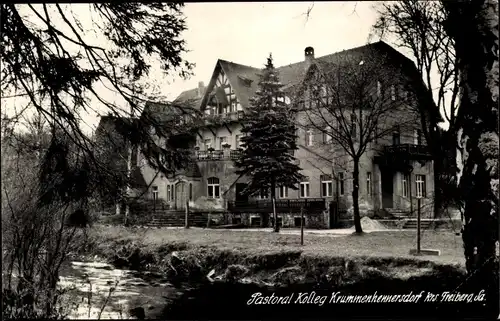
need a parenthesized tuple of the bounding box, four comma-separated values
(227, 198, 326, 214)
(196, 149, 242, 161)
(204, 111, 245, 125)
(374, 144, 432, 171)
(383, 144, 431, 158)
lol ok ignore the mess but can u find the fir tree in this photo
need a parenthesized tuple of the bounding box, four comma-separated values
(234, 54, 304, 232)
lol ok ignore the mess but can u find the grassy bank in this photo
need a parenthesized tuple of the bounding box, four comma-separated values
(82, 226, 466, 285)
(81, 226, 500, 319)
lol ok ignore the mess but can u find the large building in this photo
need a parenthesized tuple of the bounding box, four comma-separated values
(130, 41, 437, 228)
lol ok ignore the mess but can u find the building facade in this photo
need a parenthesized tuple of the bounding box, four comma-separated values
(136, 41, 437, 228)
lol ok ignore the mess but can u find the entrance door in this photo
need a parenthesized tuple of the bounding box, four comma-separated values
(175, 181, 187, 210)
(381, 169, 394, 208)
(235, 183, 248, 203)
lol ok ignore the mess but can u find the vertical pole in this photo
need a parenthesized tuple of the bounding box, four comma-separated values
(185, 199, 190, 229)
(300, 206, 304, 246)
(272, 197, 279, 232)
(417, 198, 421, 254)
(409, 171, 413, 216)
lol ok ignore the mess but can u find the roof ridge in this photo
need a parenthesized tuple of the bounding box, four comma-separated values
(218, 59, 261, 70)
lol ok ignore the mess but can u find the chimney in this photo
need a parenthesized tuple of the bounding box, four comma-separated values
(304, 46, 315, 68)
(197, 81, 205, 97)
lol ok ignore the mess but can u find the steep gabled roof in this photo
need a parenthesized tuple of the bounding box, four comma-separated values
(172, 87, 204, 110)
(175, 41, 439, 119)
(218, 59, 261, 108)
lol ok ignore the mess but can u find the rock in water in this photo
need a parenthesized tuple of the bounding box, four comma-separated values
(129, 307, 145, 319)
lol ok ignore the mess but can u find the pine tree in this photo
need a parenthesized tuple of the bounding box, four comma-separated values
(234, 54, 304, 232)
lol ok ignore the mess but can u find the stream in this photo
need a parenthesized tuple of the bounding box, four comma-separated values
(58, 260, 496, 320)
(58, 261, 181, 319)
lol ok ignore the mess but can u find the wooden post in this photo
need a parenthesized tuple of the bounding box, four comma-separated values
(185, 199, 190, 229)
(417, 198, 421, 254)
(272, 197, 279, 232)
(300, 206, 304, 246)
(409, 171, 413, 216)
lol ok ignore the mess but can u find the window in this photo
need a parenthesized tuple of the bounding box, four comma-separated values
(152, 186, 158, 200)
(402, 174, 409, 198)
(377, 81, 382, 97)
(189, 183, 193, 201)
(167, 185, 171, 201)
(416, 175, 426, 198)
(391, 85, 396, 101)
(306, 129, 314, 146)
(323, 126, 332, 144)
(218, 136, 228, 149)
(338, 172, 345, 196)
(366, 172, 372, 196)
(321, 175, 333, 197)
(414, 129, 422, 145)
(250, 216, 261, 227)
(300, 181, 310, 198)
(171, 184, 175, 201)
(259, 188, 269, 199)
(351, 114, 357, 138)
(392, 127, 400, 145)
(204, 138, 212, 150)
(270, 216, 283, 227)
(279, 186, 289, 198)
(235, 135, 242, 149)
(207, 177, 220, 199)
(294, 217, 306, 227)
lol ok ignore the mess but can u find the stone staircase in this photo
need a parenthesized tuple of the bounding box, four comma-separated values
(403, 219, 433, 230)
(383, 208, 411, 219)
(147, 210, 210, 227)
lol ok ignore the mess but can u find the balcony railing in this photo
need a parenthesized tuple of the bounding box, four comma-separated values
(227, 198, 326, 214)
(204, 111, 245, 125)
(196, 149, 242, 161)
(384, 144, 430, 156)
(374, 143, 432, 169)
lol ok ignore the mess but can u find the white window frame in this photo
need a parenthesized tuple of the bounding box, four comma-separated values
(207, 177, 220, 199)
(235, 135, 242, 149)
(204, 138, 212, 150)
(167, 185, 171, 201)
(152, 186, 158, 200)
(218, 136, 228, 149)
(258, 188, 269, 200)
(321, 179, 333, 197)
(338, 172, 345, 196)
(415, 175, 426, 198)
(402, 174, 409, 198)
(300, 181, 310, 198)
(323, 126, 333, 144)
(278, 186, 289, 199)
(414, 129, 422, 145)
(366, 172, 372, 196)
(306, 129, 314, 146)
(351, 113, 357, 138)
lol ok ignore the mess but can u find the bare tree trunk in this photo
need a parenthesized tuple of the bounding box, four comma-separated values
(123, 143, 132, 226)
(442, 0, 499, 306)
(123, 87, 135, 226)
(352, 158, 363, 233)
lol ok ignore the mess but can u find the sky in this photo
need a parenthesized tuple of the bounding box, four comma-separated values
(169, 2, 383, 98)
(5, 2, 441, 135)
